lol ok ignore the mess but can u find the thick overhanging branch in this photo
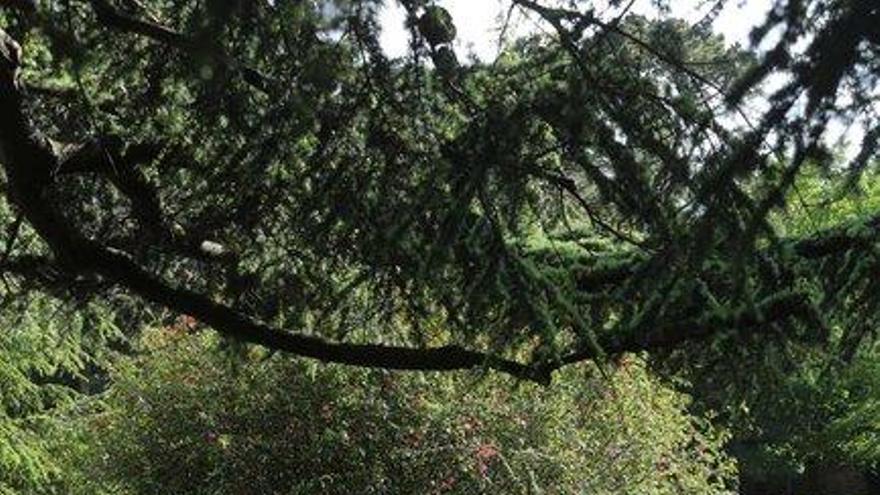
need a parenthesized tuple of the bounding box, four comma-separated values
(87, 0, 271, 92)
(0, 27, 546, 383)
(56, 137, 237, 264)
(793, 215, 880, 258)
(569, 212, 880, 294)
(557, 291, 823, 367)
(94, 245, 546, 382)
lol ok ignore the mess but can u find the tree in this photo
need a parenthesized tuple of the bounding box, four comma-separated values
(0, 0, 878, 385)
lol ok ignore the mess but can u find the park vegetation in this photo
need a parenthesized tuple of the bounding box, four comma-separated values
(1, 0, 879, 493)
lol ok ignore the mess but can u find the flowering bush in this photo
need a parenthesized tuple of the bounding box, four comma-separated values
(58, 328, 736, 494)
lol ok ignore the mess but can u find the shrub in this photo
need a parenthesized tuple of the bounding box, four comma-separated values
(58, 328, 736, 494)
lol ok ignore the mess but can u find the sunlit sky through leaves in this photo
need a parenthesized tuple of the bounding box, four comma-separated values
(379, 0, 774, 60)
(378, 0, 868, 156)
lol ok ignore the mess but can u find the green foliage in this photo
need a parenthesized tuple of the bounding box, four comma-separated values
(57, 330, 735, 494)
(687, 342, 880, 489)
(777, 167, 880, 237)
(657, 165, 880, 488)
(0, 295, 119, 494)
(1, 0, 879, 493)
(817, 349, 880, 469)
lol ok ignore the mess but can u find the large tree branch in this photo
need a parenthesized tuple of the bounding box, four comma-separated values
(568, 212, 880, 294)
(556, 291, 823, 367)
(88, 0, 271, 92)
(0, 27, 546, 383)
(95, 244, 546, 382)
(56, 137, 237, 264)
(792, 215, 880, 258)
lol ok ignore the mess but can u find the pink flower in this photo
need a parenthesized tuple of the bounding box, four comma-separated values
(475, 443, 499, 478)
(438, 474, 457, 492)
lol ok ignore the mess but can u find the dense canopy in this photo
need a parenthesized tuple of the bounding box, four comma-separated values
(0, 0, 879, 380)
(2, 0, 880, 493)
